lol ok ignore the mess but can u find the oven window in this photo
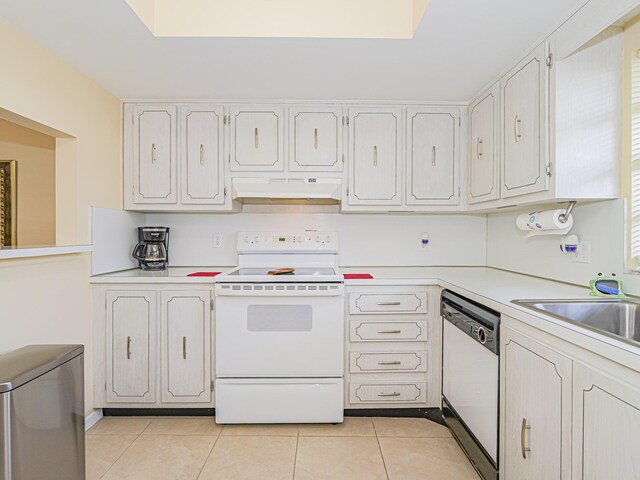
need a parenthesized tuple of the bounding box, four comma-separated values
(247, 305, 313, 332)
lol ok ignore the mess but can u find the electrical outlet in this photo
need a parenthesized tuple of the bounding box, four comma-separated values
(573, 240, 591, 263)
(213, 233, 223, 248)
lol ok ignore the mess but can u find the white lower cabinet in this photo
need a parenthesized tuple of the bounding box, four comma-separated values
(502, 316, 640, 480)
(105, 291, 157, 403)
(95, 285, 214, 408)
(572, 363, 640, 480)
(345, 286, 441, 409)
(501, 326, 572, 480)
(161, 291, 212, 403)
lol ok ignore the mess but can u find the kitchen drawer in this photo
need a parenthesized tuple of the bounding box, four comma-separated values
(350, 321, 427, 342)
(350, 351, 427, 373)
(349, 292, 427, 315)
(349, 382, 427, 404)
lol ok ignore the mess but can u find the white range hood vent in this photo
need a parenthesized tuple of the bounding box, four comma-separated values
(232, 177, 342, 204)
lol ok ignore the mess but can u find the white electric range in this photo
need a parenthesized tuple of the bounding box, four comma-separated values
(214, 231, 344, 424)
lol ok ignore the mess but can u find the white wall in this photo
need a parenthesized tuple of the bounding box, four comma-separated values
(146, 212, 488, 267)
(487, 199, 640, 296)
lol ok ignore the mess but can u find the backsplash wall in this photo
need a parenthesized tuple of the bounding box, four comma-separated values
(146, 212, 488, 267)
(487, 199, 640, 296)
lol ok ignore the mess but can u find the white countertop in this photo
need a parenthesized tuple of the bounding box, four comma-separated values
(90, 267, 232, 283)
(91, 265, 640, 367)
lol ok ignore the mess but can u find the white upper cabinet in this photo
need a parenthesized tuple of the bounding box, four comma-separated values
(469, 84, 500, 204)
(406, 107, 459, 205)
(501, 43, 550, 199)
(289, 106, 343, 172)
(229, 105, 284, 171)
(131, 105, 177, 204)
(347, 107, 402, 206)
(180, 106, 225, 205)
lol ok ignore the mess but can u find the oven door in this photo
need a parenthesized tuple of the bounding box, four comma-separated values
(215, 284, 344, 377)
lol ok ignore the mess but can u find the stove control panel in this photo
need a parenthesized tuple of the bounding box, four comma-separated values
(237, 231, 338, 252)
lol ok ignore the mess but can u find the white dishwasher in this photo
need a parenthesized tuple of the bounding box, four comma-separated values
(441, 290, 500, 480)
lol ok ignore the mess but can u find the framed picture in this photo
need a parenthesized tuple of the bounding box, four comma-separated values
(0, 160, 17, 247)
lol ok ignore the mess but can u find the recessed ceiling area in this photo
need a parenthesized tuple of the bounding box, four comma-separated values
(0, 0, 588, 101)
(125, 0, 430, 39)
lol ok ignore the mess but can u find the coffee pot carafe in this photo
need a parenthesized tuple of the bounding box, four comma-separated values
(132, 227, 169, 270)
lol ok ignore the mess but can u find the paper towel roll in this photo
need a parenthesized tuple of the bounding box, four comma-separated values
(516, 209, 573, 238)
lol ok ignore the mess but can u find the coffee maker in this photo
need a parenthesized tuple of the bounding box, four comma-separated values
(132, 227, 169, 270)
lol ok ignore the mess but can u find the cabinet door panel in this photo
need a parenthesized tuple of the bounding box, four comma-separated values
(502, 43, 549, 198)
(290, 107, 342, 172)
(348, 108, 402, 206)
(181, 107, 225, 205)
(469, 85, 500, 203)
(406, 108, 458, 205)
(502, 328, 571, 479)
(161, 291, 212, 403)
(573, 363, 640, 480)
(105, 291, 156, 403)
(230, 106, 284, 171)
(133, 106, 177, 204)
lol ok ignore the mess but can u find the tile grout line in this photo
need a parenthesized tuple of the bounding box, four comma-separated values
(372, 419, 391, 480)
(291, 427, 300, 480)
(195, 430, 222, 480)
(96, 418, 152, 479)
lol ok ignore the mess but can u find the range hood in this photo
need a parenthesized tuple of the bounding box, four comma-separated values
(232, 177, 342, 204)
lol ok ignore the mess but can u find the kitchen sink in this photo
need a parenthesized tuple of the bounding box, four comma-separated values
(512, 298, 640, 347)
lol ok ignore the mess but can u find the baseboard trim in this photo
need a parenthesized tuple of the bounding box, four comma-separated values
(345, 407, 445, 425)
(102, 407, 445, 425)
(104, 408, 215, 416)
(85, 409, 104, 431)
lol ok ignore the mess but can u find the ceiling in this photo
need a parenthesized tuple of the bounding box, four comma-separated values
(0, 0, 587, 101)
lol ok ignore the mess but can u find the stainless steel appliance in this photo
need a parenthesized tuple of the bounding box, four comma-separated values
(214, 231, 344, 424)
(441, 290, 500, 480)
(0, 345, 84, 480)
(132, 226, 169, 270)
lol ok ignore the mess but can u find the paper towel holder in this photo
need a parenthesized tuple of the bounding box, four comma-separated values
(558, 201, 576, 224)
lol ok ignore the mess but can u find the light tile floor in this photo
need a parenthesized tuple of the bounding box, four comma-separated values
(86, 416, 480, 480)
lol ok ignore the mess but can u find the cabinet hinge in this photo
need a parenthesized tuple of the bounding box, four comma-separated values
(546, 163, 553, 176)
(546, 53, 553, 68)
(210, 299, 215, 311)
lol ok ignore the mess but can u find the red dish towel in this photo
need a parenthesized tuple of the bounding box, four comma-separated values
(343, 273, 374, 280)
(187, 272, 221, 277)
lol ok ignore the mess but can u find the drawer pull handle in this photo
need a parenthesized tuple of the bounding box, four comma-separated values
(521, 418, 531, 459)
(377, 301, 401, 306)
(126, 336, 132, 359)
(378, 360, 402, 365)
(378, 329, 402, 334)
(378, 392, 401, 397)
